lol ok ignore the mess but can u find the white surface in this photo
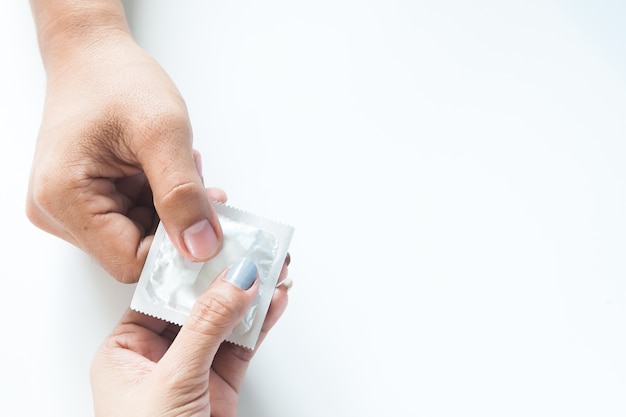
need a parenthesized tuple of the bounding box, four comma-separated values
(2, 1, 626, 415)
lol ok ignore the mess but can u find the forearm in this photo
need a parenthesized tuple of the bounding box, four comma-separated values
(29, 0, 131, 74)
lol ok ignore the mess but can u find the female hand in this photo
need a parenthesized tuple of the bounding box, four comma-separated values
(90, 257, 291, 417)
(27, 0, 221, 282)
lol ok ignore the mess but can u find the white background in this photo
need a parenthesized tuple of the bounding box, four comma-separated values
(2, 1, 626, 416)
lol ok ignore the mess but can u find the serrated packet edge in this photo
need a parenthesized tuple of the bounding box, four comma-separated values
(130, 201, 294, 349)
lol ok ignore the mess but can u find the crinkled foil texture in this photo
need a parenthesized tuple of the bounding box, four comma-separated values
(131, 202, 294, 349)
(146, 216, 278, 334)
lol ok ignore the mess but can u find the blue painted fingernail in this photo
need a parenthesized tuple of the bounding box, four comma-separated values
(224, 258, 257, 290)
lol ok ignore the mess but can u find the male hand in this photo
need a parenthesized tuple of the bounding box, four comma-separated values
(27, 21, 221, 282)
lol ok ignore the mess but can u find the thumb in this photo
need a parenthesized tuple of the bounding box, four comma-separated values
(155, 259, 259, 383)
(141, 135, 222, 261)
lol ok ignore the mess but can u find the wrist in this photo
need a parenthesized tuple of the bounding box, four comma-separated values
(30, 0, 132, 74)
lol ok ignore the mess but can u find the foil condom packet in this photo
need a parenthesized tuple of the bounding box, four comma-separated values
(131, 201, 294, 350)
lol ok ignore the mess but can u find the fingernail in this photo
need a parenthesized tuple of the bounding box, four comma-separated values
(224, 258, 257, 290)
(183, 219, 218, 259)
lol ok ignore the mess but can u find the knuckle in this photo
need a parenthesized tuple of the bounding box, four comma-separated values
(25, 193, 44, 226)
(158, 180, 201, 211)
(84, 223, 148, 284)
(108, 261, 142, 284)
(133, 108, 191, 149)
(27, 172, 63, 219)
(187, 293, 238, 337)
(29, 178, 52, 212)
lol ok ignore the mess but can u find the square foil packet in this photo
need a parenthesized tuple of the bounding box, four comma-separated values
(131, 202, 294, 349)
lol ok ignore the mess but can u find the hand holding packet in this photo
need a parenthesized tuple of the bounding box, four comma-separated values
(130, 202, 294, 349)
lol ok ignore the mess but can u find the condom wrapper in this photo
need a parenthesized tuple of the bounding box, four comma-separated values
(130, 202, 294, 349)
